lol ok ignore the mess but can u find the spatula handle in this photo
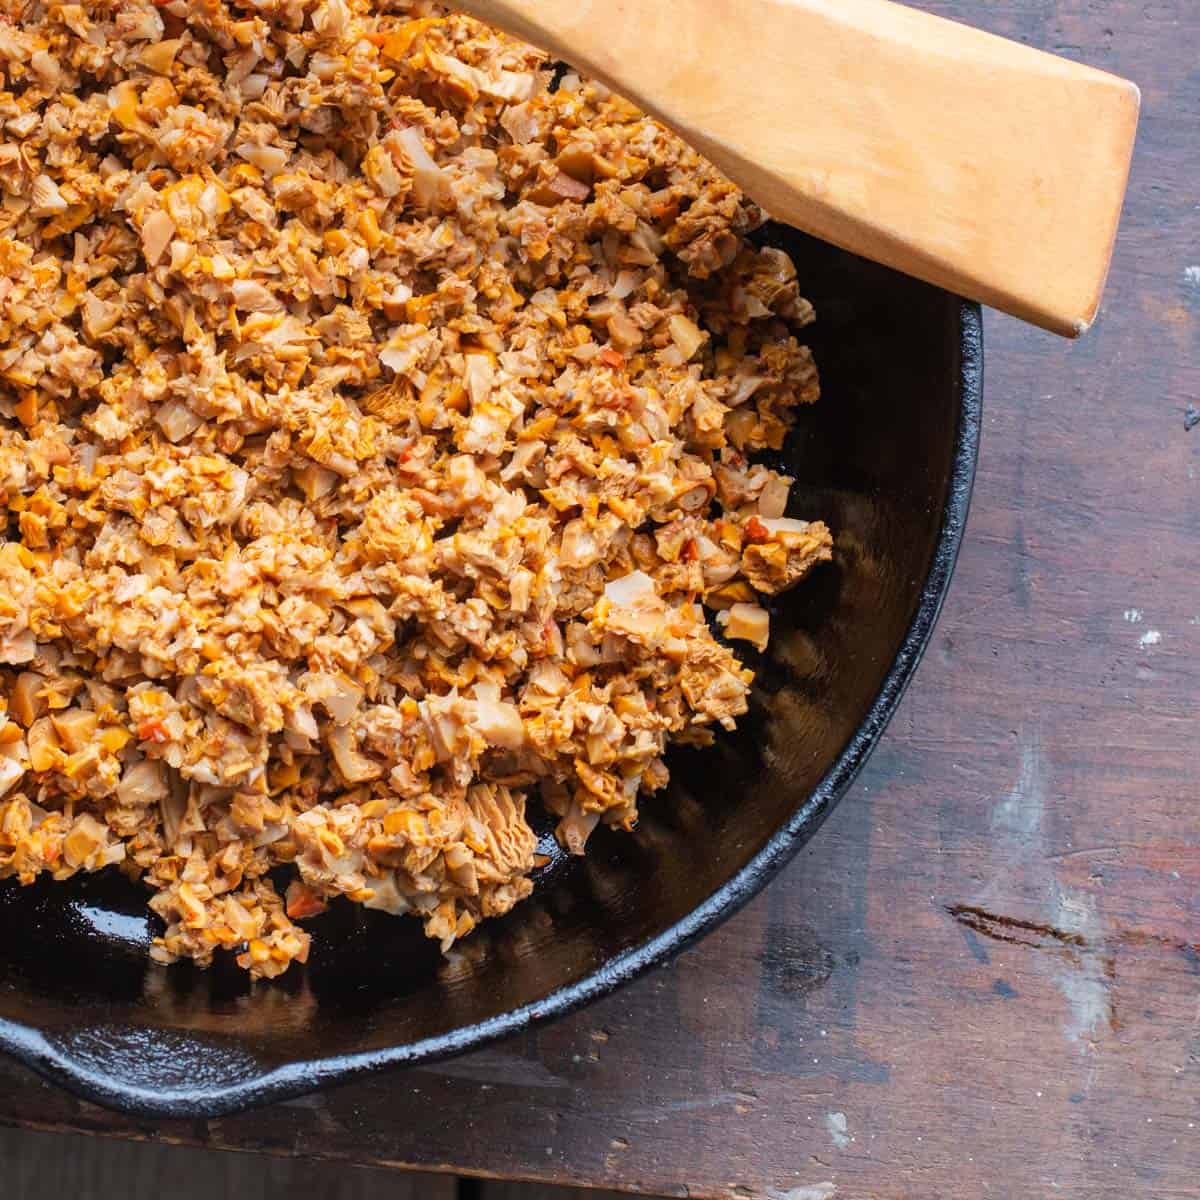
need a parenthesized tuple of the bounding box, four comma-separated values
(458, 0, 1139, 336)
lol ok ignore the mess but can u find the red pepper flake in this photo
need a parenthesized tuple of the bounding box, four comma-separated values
(136, 718, 168, 744)
(743, 517, 769, 543)
(598, 347, 625, 369)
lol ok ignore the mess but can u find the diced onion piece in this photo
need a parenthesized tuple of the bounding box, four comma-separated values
(720, 602, 770, 652)
(0, 630, 35, 665)
(82, 294, 119, 338)
(328, 726, 381, 783)
(760, 517, 812, 535)
(632, 220, 664, 256)
(283, 702, 319, 740)
(140, 39, 181, 74)
(10, 673, 45, 727)
(668, 314, 707, 361)
(224, 895, 260, 941)
(117, 760, 169, 806)
(50, 707, 98, 753)
(322, 684, 361, 724)
(362, 872, 409, 915)
(293, 463, 337, 501)
(558, 519, 599, 569)
(30, 51, 60, 87)
(604, 570, 656, 607)
(379, 345, 409, 373)
(473, 698, 525, 749)
(301, 671, 363, 723)
(155, 399, 203, 443)
(63, 813, 109, 868)
(545, 170, 590, 203)
(230, 279, 280, 311)
(0, 757, 24, 798)
(27, 716, 61, 772)
(486, 69, 536, 102)
(234, 141, 289, 177)
(381, 283, 413, 321)
(202, 182, 233, 220)
(609, 270, 639, 300)
(241, 73, 268, 100)
(758, 475, 792, 519)
(607, 310, 641, 351)
(729, 374, 765, 406)
(464, 353, 494, 406)
(140, 209, 175, 266)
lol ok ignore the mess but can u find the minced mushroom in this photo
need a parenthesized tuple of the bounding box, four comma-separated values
(0, 0, 832, 980)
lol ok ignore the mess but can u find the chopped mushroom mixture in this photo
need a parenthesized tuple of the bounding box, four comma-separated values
(0, 0, 833, 977)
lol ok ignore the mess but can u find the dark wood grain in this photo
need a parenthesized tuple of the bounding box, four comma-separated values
(477, 1187, 634, 1200)
(0, 1123, 622, 1200)
(0, 3, 1195, 1198)
(0, 1125, 456, 1200)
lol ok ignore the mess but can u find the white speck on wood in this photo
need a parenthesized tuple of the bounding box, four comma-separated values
(1184, 264, 1200, 290)
(825, 1111, 851, 1149)
(1139, 630, 1162, 647)
(1123, 608, 1143, 623)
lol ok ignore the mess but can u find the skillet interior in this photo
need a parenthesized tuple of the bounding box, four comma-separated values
(0, 228, 981, 1116)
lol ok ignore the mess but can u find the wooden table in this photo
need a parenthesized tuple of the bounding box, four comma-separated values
(1, 4, 1195, 1197)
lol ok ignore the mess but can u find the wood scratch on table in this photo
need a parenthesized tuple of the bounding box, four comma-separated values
(947, 892, 1200, 1050)
(945, 895, 1117, 1043)
(945, 905, 1087, 951)
(1044, 846, 1128, 862)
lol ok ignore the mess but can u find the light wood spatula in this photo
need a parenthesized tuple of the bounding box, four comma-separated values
(453, 0, 1139, 337)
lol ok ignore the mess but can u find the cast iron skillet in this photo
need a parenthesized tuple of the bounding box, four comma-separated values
(0, 228, 982, 1118)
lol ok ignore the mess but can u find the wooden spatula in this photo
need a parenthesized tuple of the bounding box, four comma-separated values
(454, 0, 1139, 337)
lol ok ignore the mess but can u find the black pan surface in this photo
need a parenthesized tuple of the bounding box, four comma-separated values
(0, 228, 982, 1117)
